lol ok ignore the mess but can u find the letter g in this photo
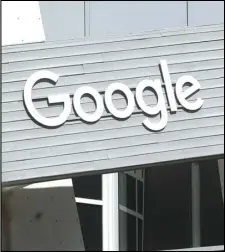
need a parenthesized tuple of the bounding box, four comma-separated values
(23, 70, 71, 127)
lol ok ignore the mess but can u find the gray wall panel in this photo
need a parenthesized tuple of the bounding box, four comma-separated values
(4, 29, 223, 64)
(3, 145, 224, 186)
(2, 86, 224, 134)
(89, 1, 187, 36)
(1, 24, 224, 185)
(2, 89, 224, 124)
(188, 1, 224, 26)
(3, 135, 224, 172)
(2, 116, 224, 155)
(2, 106, 224, 142)
(2, 24, 223, 54)
(2, 124, 224, 163)
(39, 1, 85, 41)
(2, 59, 224, 102)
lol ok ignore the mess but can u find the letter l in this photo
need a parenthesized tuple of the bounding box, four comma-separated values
(160, 60, 178, 112)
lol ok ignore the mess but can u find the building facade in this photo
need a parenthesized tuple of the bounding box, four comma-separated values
(1, 1, 224, 251)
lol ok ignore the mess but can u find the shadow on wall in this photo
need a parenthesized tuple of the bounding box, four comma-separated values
(2, 185, 84, 251)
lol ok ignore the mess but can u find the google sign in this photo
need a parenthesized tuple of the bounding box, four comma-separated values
(23, 60, 204, 131)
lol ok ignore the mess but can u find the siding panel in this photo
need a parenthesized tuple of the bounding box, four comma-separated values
(3, 116, 224, 154)
(2, 89, 224, 124)
(2, 30, 224, 64)
(2, 106, 224, 142)
(2, 125, 224, 163)
(2, 60, 224, 102)
(2, 24, 224, 185)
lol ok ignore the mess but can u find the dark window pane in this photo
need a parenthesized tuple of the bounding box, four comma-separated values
(119, 173, 136, 211)
(138, 180, 144, 215)
(119, 210, 137, 251)
(143, 162, 192, 251)
(138, 219, 143, 251)
(200, 159, 224, 247)
(72, 174, 102, 200)
(77, 204, 102, 251)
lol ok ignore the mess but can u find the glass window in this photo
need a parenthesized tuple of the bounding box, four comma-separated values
(76, 203, 102, 251)
(200, 159, 224, 247)
(72, 174, 102, 200)
(119, 173, 136, 211)
(143, 158, 224, 251)
(143, 162, 193, 251)
(119, 171, 145, 251)
(138, 219, 143, 251)
(119, 210, 137, 251)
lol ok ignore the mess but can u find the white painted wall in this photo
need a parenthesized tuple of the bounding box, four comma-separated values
(2, 1, 45, 46)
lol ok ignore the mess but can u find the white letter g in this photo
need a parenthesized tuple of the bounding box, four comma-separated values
(23, 70, 71, 127)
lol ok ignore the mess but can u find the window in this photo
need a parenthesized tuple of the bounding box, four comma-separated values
(119, 170, 145, 251)
(76, 203, 103, 251)
(143, 159, 224, 251)
(72, 174, 103, 251)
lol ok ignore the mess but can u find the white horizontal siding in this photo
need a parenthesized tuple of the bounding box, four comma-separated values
(2, 68, 223, 112)
(2, 24, 224, 185)
(2, 39, 224, 74)
(2, 106, 224, 142)
(3, 145, 224, 186)
(2, 125, 224, 163)
(2, 59, 224, 102)
(2, 79, 224, 124)
(3, 115, 224, 153)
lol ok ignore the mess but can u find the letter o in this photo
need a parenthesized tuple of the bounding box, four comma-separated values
(105, 83, 135, 119)
(73, 86, 104, 122)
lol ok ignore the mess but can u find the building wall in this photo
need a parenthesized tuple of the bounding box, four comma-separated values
(1, 2, 224, 251)
(2, 24, 224, 185)
(1, 3, 84, 251)
(39, 1, 224, 41)
(2, 1, 224, 186)
(2, 1, 45, 46)
(188, 1, 224, 26)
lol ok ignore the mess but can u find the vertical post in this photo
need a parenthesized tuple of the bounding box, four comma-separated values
(102, 173, 119, 251)
(191, 162, 201, 248)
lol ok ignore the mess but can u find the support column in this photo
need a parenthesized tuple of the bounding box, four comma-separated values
(102, 173, 119, 251)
